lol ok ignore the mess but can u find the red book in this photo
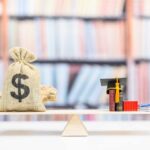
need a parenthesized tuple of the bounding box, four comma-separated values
(109, 89, 115, 111)
(123, 101, 138, 111)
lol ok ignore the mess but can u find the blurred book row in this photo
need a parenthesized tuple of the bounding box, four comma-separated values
(8, 19, 125, 60)
(0, 62, 127, 109)
(4, 0, 150, 17)
(1, 62, 149, 110)
(1, 61, 150, 110)
(132, 20, 150, 59)
(135, 63, 150, 105)
(133, 0, 150, 16)
(35, 64, 127, 108)
(6, 0, 125, 17)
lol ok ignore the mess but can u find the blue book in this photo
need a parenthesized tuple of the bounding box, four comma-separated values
(46, 19, 57, 59)
(35, 19, 42, 58)
(84, 22, 97, 59)
(53, 64, 69, 106)
(66, 20, 80, 59)
(40, 64, 54, 86)
(87, 66, 114, 107)
(68, 65, 92, 106)
(77, 65, 101, 106)
(56, 19, 69, 59)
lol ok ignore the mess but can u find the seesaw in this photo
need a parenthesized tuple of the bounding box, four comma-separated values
(0, 109, 150, 136)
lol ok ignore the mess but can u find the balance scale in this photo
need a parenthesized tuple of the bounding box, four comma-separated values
(0, 109, 149, 137)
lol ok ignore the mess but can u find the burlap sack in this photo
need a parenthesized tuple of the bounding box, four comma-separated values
(0, 47, 46, 112)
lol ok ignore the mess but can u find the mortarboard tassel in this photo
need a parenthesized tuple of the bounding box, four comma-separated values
(115, 78, 120, 103)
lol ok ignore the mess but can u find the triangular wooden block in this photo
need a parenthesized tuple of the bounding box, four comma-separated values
(62, 114, 88, 137)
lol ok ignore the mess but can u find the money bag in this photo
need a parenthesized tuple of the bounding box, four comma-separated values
(0, 47, 46, 111)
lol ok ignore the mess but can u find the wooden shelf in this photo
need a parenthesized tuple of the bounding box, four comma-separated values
(33, 59, 127, 66)
(9, 58, 150, 65)
(135, 58, 150, 64)
(9, 15, 125, 21)
(8, 58, 127, 65)
(136, 15, 150, 20)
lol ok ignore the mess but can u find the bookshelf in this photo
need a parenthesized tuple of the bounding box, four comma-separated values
(0, 0, 128, 108)
(0, 0, 150, 110)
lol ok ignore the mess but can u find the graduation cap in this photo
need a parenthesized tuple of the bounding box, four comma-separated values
(100, 78, 127, 94)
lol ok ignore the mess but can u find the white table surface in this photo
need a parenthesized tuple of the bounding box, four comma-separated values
(0, 109, 150, 115)
(0, 121, 150, 150)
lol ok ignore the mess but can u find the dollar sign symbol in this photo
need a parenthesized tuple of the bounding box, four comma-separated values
(10, 74, 30, 103)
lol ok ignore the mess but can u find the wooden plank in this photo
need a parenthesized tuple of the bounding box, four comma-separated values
(0, 109, 149, 115)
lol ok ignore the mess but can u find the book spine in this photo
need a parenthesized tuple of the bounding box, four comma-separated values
(109, 89, 115, 111)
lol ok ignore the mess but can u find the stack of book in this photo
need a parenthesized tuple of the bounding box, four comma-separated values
(7, 0, 125, 17)
(8, 19, 125, 60)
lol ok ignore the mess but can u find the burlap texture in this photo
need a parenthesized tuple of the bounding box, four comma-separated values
(0, 47, 46, 112)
